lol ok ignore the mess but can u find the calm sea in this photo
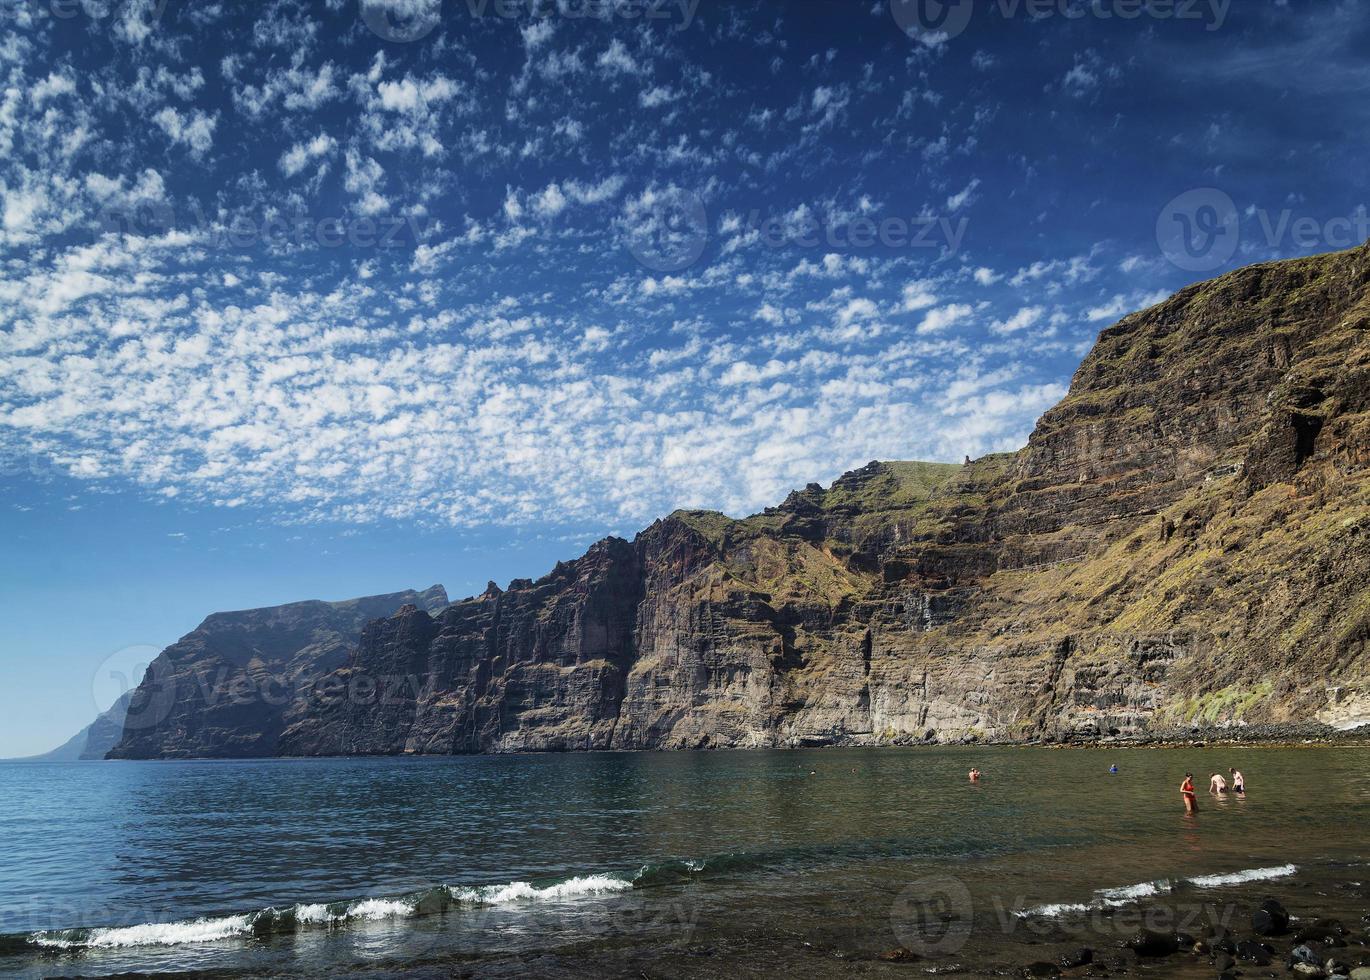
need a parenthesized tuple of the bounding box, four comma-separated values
(1, 745, 1367, 977)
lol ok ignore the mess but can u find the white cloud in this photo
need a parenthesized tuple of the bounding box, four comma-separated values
(344, 151, 388, 215)
(900, 281, 938, 311)
(278, 133, 336, 178)
(152, 107, 217, 158)
(946, 179, 980, 211)
(596, 39, 641, 76)
(990, 306, 1044, 335)
(639, 86, 678, 108)
(917, 303, 973, 335)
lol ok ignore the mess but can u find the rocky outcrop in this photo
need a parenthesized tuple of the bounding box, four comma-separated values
(107, 587, 448, 758)
(123, 243, 1370, 757)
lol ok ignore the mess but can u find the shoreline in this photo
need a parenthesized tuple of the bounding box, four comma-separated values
(70, 723, 1370, 762)
(7, 718, 1368, 764)
(980, 867, 1370, 980)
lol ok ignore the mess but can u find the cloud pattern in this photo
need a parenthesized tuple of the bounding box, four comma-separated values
(2, 0, 1362, 528)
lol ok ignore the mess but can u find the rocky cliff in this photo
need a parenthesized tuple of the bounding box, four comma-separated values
(277, 243, 1370, 752)
(107, 587, 448, 758)
(120, 244, 1370, 757)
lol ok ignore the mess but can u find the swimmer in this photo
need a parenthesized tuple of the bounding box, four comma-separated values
(969, 768, 981, 782)
(1229, 767, 1245, 794)
(1109, 764, 1119, 774)
(1180, 772, 1198, 812)
(1209, 772, 1228, 794)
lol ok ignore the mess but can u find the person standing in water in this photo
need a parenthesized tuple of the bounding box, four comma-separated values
(969, 768, 981, 783)
(1209, 771, 1228, 794)
(1180, 773, 1198, 812)
(1229, 768, 1245, 794)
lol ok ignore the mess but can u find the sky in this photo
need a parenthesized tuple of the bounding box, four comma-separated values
(2, 0, 1369, 756)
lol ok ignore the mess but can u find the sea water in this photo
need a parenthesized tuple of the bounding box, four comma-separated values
(0, 745, 1366, 977)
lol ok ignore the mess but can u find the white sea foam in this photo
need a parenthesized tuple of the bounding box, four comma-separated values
(1186, 864, 1297, 888)
(27, 873, 635, 949)
(1020, 902, 1093, 918)
(344, 898, 415, 919)
(1018, 865, 1297, 919)
(456, 874, 633, 905)
(31, 914, 253, 949)
(292, 898, 414, 925)
(293, 903, 334, 925)
(1099, 880, 1171, 904)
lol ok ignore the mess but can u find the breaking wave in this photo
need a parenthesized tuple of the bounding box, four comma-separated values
(9, 845, 811, 956)
(20, 873, 637, 952)
(1186, 863, 1298, 888)
(1017, 863, 1298, 919)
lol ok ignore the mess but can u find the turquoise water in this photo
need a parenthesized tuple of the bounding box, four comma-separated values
(1, 745, 1367, 977)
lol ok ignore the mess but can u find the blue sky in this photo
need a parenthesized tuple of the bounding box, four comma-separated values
(2, 0, 1368, 756)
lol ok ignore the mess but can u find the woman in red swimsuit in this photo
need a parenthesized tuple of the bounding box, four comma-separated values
(1180, 772, 1198, 813)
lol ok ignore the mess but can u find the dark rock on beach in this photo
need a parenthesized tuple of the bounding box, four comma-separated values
(1293, 943, 1327, 966)
(1127, 929, 1180, 958)
(1254, 898, 1291, 936)
(1236, 938, 1275, 965)
(1299, 920, 1351, 945)
(1058, 947, 1093, 968)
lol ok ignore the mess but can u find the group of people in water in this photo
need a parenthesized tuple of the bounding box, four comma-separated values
(964, 765, 1247, 814)
(1180, 768, 1246, 812)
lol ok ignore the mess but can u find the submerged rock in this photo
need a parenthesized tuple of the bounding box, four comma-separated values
(877, 946, 920, 963)
(1127, 929, 1180, 958)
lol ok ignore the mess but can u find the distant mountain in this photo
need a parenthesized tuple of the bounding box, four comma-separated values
(16, 691, 132, 761)
(106, 586, 448, 758)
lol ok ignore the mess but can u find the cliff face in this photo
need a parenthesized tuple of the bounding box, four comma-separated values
(107, 586, 448, 758)
(278, 244, 1370, 753)
(125, 244, 1370, 757)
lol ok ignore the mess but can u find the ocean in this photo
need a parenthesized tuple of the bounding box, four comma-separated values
(1, 745, 1367, 977)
